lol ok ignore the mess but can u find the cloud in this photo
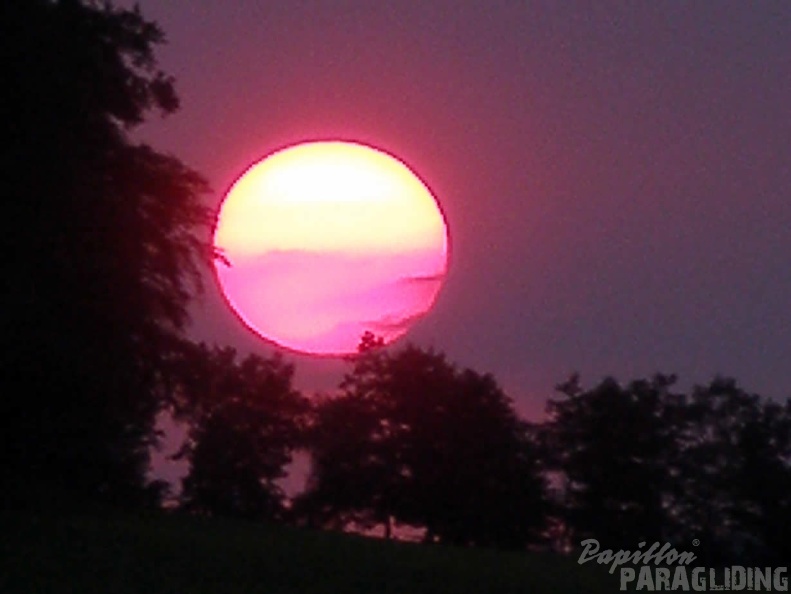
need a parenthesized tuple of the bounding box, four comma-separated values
(214, 247, 447, 353)
(397, 273, 445, 286)
(364, 310, 430, 335)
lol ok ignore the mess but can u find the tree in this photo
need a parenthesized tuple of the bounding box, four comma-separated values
(298, 334, 548, 549)
(404, 367, 548, 548)
(298, 388, 398, 534)
(541, 374, 683, 549)
(672, 378, 791, 563)
(737, 396, 791, 564)
(296, 334, 404, 536)
(542, 373, 791, 563)
(1, 1, 213, 506)
(172, 344, 309, 520)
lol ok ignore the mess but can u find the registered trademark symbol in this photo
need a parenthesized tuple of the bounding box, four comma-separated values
(692, 539, 700, 546)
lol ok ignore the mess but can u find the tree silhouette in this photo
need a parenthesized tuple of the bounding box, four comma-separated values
(172, 344, 309, 520)
(737, 396, 791, 564)
(298, 334, 547, 549)
(296, 334, 403, 536)
(2, 1, 213, 506)
(405, 367, 548, 549)
(672, 378, 791, 563)
(541, 374, 683, 549)
(542, 374, 791, 563)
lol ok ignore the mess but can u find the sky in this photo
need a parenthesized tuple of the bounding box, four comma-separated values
(131, 1, 790, 423)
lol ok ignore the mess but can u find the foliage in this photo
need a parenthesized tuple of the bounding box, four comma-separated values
(541, 374, 683, 548)
(542, 373, 791, 563)
(1, 0, 213, 506)
(172, 344, 310, 520)
(298, 333, 548, 549)
(672, 378, 791, 563)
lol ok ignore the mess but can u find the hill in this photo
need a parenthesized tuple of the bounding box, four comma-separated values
(1, 511, 615, 593)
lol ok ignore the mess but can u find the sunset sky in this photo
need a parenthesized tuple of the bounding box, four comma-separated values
(132, 1, 790, 420)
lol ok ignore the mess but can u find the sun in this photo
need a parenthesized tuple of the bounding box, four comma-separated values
(213, 141, 449, 355)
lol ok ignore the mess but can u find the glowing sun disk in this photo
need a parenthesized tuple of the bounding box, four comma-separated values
(213, 141, 449, 355)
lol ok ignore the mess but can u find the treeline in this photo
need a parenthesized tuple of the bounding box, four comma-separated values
(3, 0, 788, 568)
(163, 335, 791, 565)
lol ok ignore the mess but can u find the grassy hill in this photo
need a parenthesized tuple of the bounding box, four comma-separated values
(1, 510, 617, 593)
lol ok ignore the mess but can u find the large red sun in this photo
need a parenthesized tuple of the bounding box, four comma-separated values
(213, 141, 449, 355)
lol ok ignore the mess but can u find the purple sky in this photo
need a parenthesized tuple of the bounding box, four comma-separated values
(132, 1, 790, 422)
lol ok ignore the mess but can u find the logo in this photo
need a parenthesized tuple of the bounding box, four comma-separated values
(577, 539, 789, 591)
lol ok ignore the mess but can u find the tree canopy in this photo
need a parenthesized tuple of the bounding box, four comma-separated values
(172, 344, 309, 519)
(2, 0, 213, 506)
(541, 374, 791, 563)
(298, 334, 548, 549)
